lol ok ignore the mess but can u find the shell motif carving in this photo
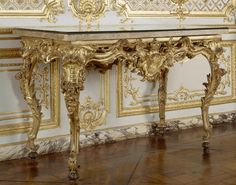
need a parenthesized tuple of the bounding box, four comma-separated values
(68, 0, 107, 24)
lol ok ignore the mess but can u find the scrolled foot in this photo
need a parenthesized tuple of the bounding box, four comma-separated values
(26, 140, 39, 159)
(202, 141, 210, 155)
(68, 171, 79, 180)
(157, 126, 166, 136)
(149, 123, 158, 135)
(28, 152, 38, 159)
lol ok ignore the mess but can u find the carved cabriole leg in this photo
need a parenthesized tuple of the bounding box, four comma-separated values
(61, 61, 86, 180)
(16, 51, 42, 159)
(158, 68, 169, 135)
(201, 56, 226, 154)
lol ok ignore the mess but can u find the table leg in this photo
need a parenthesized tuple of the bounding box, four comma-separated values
(201, 56, 226, 154)
(61, 61, 86, 180)
(16, 57, 42, 159)
(158, 68, 169, 135)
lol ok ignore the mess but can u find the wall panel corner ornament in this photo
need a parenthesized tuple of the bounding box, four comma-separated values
(80, 97, 107, 131)
(111, 0, 236, 23)
(0, 0, 64, 23)
(68, 0, 108, 24)
(44, 0, 64, 23)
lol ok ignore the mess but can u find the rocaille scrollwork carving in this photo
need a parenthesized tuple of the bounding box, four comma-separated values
(19, 36, 225, 178)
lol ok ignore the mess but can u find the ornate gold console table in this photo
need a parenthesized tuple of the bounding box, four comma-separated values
(13, 25, 228, 180)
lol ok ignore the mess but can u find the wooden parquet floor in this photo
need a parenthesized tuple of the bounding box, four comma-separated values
(1, 123, 236, 185)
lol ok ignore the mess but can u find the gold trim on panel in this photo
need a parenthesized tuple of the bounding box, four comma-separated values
(0, 69, 20, 72)
(0, 37, 20, 41)
(0, 63, 22, 67)
(117, 40, 236, 117)
(0, 115, 32, 121)
(0, 28, 12, 34)
(0, 48, 21, 59)
(104, 71, 110, 112)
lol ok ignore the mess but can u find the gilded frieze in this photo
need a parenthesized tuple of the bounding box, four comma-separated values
(0, 48, 21, 59)
(111, 0, 236, 22)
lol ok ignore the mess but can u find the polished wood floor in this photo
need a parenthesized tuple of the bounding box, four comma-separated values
(1, 123, 236, 185)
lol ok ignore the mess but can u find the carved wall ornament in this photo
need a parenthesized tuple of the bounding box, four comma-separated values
(111, 0, 235, 23)
(0, 0, 64, 23)
(80, 96, 107, 131)
(68, 0, 108, 25)
(170, 0, 190, 20)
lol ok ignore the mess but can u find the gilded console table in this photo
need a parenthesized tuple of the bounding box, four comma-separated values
(13, 25, 228, 180)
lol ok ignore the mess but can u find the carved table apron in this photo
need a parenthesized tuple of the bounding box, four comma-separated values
(13, 26, 228, 180)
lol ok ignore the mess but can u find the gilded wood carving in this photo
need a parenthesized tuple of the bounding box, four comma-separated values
(18, 36, 225, 179)
(68, 0, 108, 24)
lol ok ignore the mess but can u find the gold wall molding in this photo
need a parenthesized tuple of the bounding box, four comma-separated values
(0, 0, 64, 23)
(0, 48, 21, 59)
(117, 41, 236, 117)
(111, 0, 236, 22)
(0, 28, 12, 34)
(68, 0, 108, 24)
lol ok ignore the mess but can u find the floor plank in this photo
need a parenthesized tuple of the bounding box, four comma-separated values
(1, 123, 236, 185)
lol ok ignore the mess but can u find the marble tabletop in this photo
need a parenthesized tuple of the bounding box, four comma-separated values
(13, 25, 229, 41)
